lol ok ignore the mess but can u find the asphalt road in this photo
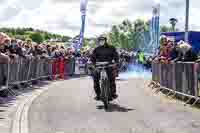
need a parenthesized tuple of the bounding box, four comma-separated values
(29, 76, 200, 133)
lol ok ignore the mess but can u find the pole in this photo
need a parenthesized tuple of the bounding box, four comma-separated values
(79, 14, 86, 48)
(151, 3, 160, 54)
(79, 0, 88, 50)
(185, 0, 189, 42)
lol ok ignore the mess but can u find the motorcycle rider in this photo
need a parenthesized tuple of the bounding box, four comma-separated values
(90, 35, 119, 101)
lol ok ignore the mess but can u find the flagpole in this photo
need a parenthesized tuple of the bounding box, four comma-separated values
(79, 14, 86, 48)
(184, 0, 189, 42)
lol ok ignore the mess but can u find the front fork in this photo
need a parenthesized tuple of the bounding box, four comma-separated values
(100, 69, 108, 98)
(100, 69, 107, 80)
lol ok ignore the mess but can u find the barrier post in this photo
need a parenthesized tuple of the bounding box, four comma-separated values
(169, 63, 173, 89)
(49, 58, 54, 80)
(6, 61, 16, 96)
(194, 63, 198, 97)
(181, 63, 186, 100)
(172, 63, 176, 90)
(17, 58, 21, 84)
(26, 57, 32, 85)
(6, 63, 9, 90)
(152, 62, 158, 82)
(64, 58, 69, 79)
(158, 63, 161, 84)
(52, 58, 57, 80)
(75, 58, 80, 75)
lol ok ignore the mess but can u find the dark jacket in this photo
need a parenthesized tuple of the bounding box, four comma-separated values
(90, 44, 119, 64)
(170, 48, 179, 60)
(173, 49, 197, 62)
(183, 49, 198, 61)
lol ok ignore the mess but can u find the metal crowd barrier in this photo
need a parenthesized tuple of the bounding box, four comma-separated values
(74, 57, 88, 75)
(0, 57, 75, 95)
(0, 63, 9, 91)
(152, 62, 200, 105)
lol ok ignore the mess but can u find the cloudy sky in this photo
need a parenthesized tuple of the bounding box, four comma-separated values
(0, 0, 199, 37)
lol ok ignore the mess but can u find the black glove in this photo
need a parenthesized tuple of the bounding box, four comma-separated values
(88, 64, 95, 70)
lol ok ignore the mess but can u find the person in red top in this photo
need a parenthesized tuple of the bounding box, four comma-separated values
(158, 36, 170, 63)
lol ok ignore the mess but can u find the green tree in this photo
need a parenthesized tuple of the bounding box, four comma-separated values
(15, 35, 26, 40)
(160, 25, 171, 32)
(127, 31, 138, 49)
(16, 28, 25, 35)
(44, 33, 51, 40)
(29, 32, 44, 43)
(134, 19, 145, 32)
(62, 36, 71, 42)
(7, 33, 14, 38)
(83, 39, 91, 48)
(10, 28, 16, 35)
(109, 25, 120, 47)
(28, 28, 34, 31)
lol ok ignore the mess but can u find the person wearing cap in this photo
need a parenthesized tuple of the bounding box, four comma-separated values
(90, 35, 119, 101)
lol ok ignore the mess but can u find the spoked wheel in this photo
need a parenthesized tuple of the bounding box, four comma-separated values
(101, 79, 110, 110)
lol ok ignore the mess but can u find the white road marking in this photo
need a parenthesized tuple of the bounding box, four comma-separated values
(11, 87, 49, 133)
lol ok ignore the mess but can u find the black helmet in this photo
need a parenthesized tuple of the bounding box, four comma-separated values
(98, 35, 107, 41)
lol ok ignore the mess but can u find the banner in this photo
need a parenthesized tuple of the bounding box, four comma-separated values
(79, 15, 86, 48)
(80, 0, 88, 15)
(78, 0, 88, 49)
(151, 4, 160, 53)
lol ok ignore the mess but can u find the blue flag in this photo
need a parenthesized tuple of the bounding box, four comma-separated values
(79, 15, 86, 48)
(80, 0, 88, 15)
(151, 4, 160, 53)
(78, 0, 88, 49)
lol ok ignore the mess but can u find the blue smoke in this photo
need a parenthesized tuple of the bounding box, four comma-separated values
(118, 63, 152, 80)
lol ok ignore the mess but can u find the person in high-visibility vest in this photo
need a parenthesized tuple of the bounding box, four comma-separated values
(137, 50, 145, 64)
(139, 52, 145, 64)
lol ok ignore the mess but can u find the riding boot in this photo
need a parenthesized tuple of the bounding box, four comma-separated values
(93, 79, 101, 98)
(93, 70, 101, 100)
(108, 68, 118, 100)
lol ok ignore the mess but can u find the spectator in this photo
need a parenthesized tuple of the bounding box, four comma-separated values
(175, 41, 198, 62)
(0, 36, 10, 64)
(154, 36, 176, 64)
(137, 50, 145, 64)
(0, 38, 10, 54)
(169, 42, 179, 61)
(144, 56, 153, 70)
(46, 45, 52, 56)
